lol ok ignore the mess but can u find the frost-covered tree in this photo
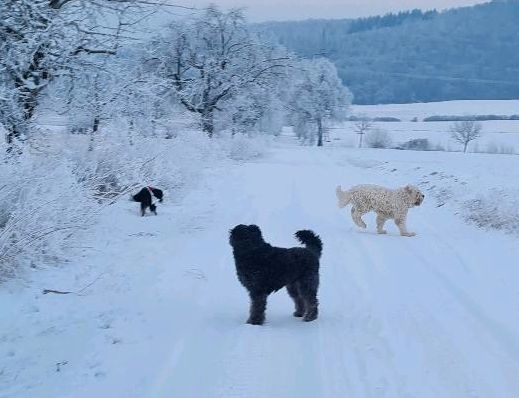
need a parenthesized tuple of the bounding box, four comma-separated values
(261, 2, 519, 104)
(0, 0, 62, 145)
(450, 120, 482, 153)
(354, 116, 373, 148)
(151, 6, 289, 137)
(221, 82, 285, 136)
(0, 0, 163, 150)
(289, 58, 351, 146)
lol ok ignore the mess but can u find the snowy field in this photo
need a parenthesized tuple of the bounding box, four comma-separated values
(335, 100, 519, 152)
(351, 99, 519, 120)
(1, 134, 519, 397)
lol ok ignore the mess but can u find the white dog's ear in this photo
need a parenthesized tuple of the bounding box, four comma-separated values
(405, 185, 412, 193)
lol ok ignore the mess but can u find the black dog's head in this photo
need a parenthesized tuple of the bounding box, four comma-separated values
(229, 224, 264, 249)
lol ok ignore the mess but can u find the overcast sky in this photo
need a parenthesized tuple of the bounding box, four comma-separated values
(171, 0, 489, 21)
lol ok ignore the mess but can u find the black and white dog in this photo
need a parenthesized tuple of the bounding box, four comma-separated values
(132, 186, 163, 216)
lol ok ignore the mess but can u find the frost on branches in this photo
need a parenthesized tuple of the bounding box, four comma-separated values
(288, 58, 352, 146)
(149, 7, 290, 137)
(0, 0, 155, 149)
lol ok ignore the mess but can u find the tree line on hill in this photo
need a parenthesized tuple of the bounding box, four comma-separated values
(258, 1, 519, 104)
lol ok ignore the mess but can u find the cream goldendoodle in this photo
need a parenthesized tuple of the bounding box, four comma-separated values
(336, 184, 424, 237)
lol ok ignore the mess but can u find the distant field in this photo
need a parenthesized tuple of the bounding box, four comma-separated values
(351, 100, 519, 121)
(332, 100, 519, 153)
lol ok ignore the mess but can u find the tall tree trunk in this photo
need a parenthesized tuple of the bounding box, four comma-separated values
(5, 124, 22, 148)
(201, 108, 214, 138)
(22, 90, 38, 123)
(317, 118, 323, 147)
(463, 141, 468, 153)
(88, 116, 100, 152)
(5, 90, 38, 151)
(128, 119, 134, 146)
(89, 74, 101, 151)
(151, 118, 157, 138)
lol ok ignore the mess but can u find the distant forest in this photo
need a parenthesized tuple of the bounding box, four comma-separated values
(258, 1, 519, 104)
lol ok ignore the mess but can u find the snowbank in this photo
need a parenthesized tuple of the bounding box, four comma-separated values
(0, 130, 269, 280)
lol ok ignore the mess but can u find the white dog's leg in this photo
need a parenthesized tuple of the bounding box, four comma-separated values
(395, 213, 415, 237)
(376, 213, 388, 234)
(351, 207, 367, 229)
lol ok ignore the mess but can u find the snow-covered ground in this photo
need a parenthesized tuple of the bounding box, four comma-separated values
(351, 99, 519, 121)
(336, 100, 519, 152)
(1, 136, 519, 398)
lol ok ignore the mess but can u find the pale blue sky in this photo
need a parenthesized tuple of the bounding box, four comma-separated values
(171, 0, 488, 21)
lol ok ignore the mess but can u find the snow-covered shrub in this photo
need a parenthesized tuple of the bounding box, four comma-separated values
(484, 142, 516, 155)
(366, 129, 392, 149)
(462, 189, 519, 235)
(433, 143, 446, 151)
(0, 152, 96, 278)
(0, 126, 233, 280)
(225, 134, 270, 161)
(397, 138, 431, 151)
(77, 129, 223, 199)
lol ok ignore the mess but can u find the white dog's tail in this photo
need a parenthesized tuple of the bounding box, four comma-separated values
(336, 185, 351, 208)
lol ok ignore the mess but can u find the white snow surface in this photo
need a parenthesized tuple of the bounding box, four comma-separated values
(341, 100, 519, 152)
(351, 99, 519, 121)
(1, 139, 519, 398)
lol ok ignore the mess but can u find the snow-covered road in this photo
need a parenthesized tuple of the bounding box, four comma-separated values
(2, 143, 519, 397)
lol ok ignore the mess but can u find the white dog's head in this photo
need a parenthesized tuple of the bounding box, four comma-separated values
(404, 185, 425, 207)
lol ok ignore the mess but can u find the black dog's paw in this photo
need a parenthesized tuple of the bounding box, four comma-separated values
(246, 317, 264, 326)
(303, 312, 318, 322)
(293, 311, 304, 318)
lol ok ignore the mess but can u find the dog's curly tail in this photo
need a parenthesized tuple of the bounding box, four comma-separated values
(336, 185, 351, 208)
(295, 230, 323, 258)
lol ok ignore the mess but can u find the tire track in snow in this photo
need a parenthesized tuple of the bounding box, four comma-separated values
(147, 145, 519, 397)
(339, 229, 414, 398)
(397, 221, 519, 395)
(209, 160, 327, 398)
(406, 237, 519, 361)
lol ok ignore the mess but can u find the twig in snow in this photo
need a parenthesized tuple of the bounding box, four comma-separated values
(43, 289, 73, 295)
(42, 272, 107, 297)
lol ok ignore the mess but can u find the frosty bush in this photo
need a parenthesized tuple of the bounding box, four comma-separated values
(433, 143, 446, 152)
(225, 134, 270, 162)
(0, 128, 232, 279)
(0, 152, 96, 278)
(484, 142, 516, 155)
(366, 129, 392, 149)
(463, 189, 519, 235)
(397, 138, 431, 151)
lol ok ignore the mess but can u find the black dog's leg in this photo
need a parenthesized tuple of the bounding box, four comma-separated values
(247, 293, 267, 325)
(302, 295, 318, 322)
(299, 276, 319, 322)
(286, 284, 305, 317)
(140, 202, 147, 217)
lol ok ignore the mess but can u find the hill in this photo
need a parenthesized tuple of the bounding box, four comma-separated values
(258, 1, 519, 104)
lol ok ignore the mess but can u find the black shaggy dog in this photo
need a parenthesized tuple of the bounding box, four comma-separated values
(229, 224, 322, 325)
(132, 186, 163, 216)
